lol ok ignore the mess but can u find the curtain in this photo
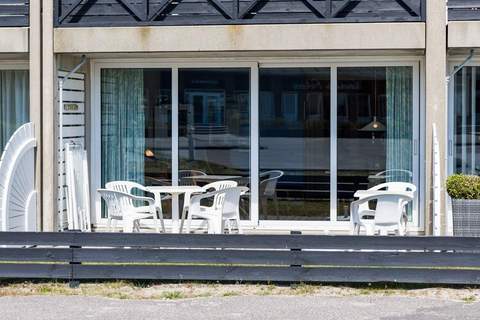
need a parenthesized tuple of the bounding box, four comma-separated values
(101, 69, 145, 187)
(0, 70, 29, 152)
(386, 66, 413, 183)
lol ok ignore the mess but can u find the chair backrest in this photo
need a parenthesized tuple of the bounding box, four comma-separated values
(97, 188, 135, 219)
(374, 192, 414, 226)
(179, 169, 207, 186)
(259, 170, 284, 196)
(221, 187, 249, 218)
(105, 181, 146, 209)
(203, 180, 238, 210)
(369, 182, 417, 193)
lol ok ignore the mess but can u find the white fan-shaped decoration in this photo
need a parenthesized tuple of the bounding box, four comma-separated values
(0, 122, 37, 231)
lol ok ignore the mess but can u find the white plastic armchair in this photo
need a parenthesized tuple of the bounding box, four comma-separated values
(351, 191, 414, 236)
(105, 181, 165, 232)
(259, 170, 284, 217)
(97, 188, 163, 233)
(183, 180, 238, 233)
(187, 186, 248, 234)
(356, 182, 416, 218)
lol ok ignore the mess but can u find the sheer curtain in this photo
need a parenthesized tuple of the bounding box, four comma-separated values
(101, 69, 145, 187)
(0, 70, 29, 151)
(386, 66, 413, 183)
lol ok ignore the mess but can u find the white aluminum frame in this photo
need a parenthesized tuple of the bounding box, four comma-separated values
(90, 56, 424, 233)
(447, 57, 480, 235)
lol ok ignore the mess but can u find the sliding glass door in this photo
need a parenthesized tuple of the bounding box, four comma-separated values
(451, 66, 480, 174)
(259, 68, 330, 221)
(0, 69, 29, 151)
(100, 68, 172, 217)
(95, 61, 419, 228)
(178, 68, 251, 218)
(337, 67, 415, 221)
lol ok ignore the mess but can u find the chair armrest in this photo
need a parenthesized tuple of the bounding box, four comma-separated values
(129, 194, 155, 206)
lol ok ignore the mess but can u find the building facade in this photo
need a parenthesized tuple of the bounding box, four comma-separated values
(0, 0, 479, 234)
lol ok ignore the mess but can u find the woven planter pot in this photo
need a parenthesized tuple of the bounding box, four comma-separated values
(451, 199, 480, 237)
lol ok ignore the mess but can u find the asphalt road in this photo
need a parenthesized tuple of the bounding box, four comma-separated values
(1, 295, 479, 320)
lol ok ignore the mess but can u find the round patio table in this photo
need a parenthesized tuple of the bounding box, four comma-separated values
(145, 185, 204, 233)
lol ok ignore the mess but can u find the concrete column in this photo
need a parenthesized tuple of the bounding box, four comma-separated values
(425, 1, 447, 235)
(42, 0, 57, 231)
(29, 0, 42, 230)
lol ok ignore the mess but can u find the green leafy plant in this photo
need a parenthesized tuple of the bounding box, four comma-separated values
(446, 174, 480, 200)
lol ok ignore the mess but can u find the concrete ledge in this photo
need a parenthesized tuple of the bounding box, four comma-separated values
(0, 28, 29, 53)
(448, 21, 480, 48)
(54, 23, 425, 53)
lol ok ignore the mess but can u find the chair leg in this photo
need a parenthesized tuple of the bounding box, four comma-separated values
(236, 217, 243, 234)
(186, 212, 193, 233)
(123, 217, 134, 233)
(107, 217, 112, 232)
(158, 210, 166, 233)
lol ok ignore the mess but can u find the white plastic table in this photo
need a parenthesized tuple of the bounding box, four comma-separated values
(145, 186, 204, 233)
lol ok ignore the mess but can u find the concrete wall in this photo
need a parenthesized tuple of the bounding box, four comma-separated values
(449, 21, 480, 48)
(54, 23, 425, 53)
(0, 28, 28, 53)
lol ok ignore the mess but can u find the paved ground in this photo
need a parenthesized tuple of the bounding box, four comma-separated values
(1, 295, 479, 320)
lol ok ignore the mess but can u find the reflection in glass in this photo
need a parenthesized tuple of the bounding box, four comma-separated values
(101, 69, 172, 217)
(337, 67, 413, 220)
(178, 69, 250, 218)
(454, 67, 480, 174)
(259, 68, 330, 220)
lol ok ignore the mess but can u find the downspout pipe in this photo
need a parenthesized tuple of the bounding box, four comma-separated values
(447, 49, 475, 82)
(58, 55, 86, 230)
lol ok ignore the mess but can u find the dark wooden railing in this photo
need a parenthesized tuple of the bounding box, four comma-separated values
(449, 0, 480, 21)
(2, 232, 480, 284)
(55, 0, 426, 27)
(0, 0, 29, 27)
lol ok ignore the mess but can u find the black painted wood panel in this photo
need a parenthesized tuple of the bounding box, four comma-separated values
(0, 0, 29, 27)
(54, 0, 426, 27)
(448, 0, 480, 21)
(2, 232, 480, 284)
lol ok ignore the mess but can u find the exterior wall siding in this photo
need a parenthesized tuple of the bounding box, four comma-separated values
(55, 0, 426, 27)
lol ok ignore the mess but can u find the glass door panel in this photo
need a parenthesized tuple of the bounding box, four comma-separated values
(178, 68, 251, 219)
(337, 67, 414, 220)
(453, 67, 480, 174)
(100, 68, 172, 217)
(259, 68, 330, 221)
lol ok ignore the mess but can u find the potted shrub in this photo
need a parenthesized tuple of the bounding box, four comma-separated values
(446, 174, 480, 236)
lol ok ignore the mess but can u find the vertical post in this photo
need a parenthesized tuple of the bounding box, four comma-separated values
(330, 66, 337, 222)
(461, 70, 467, 172)
(250, 63, 259, 226)
(290, 230, 302, 268)
(42, 0, 58, 231)
(425, 0, 447, 235)
(171, 67, 179, 232)
(30, 0, 42, 230)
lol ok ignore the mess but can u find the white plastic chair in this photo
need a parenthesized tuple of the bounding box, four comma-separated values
(351, 190, 414, 236)
(259, 170, 284, 217)
(97, 188, 163, 233)
(105, 181, 165, 232)
(356, 182, 416, 217)
(187, 186, 248, 234)
(185, 180, 237, 232)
